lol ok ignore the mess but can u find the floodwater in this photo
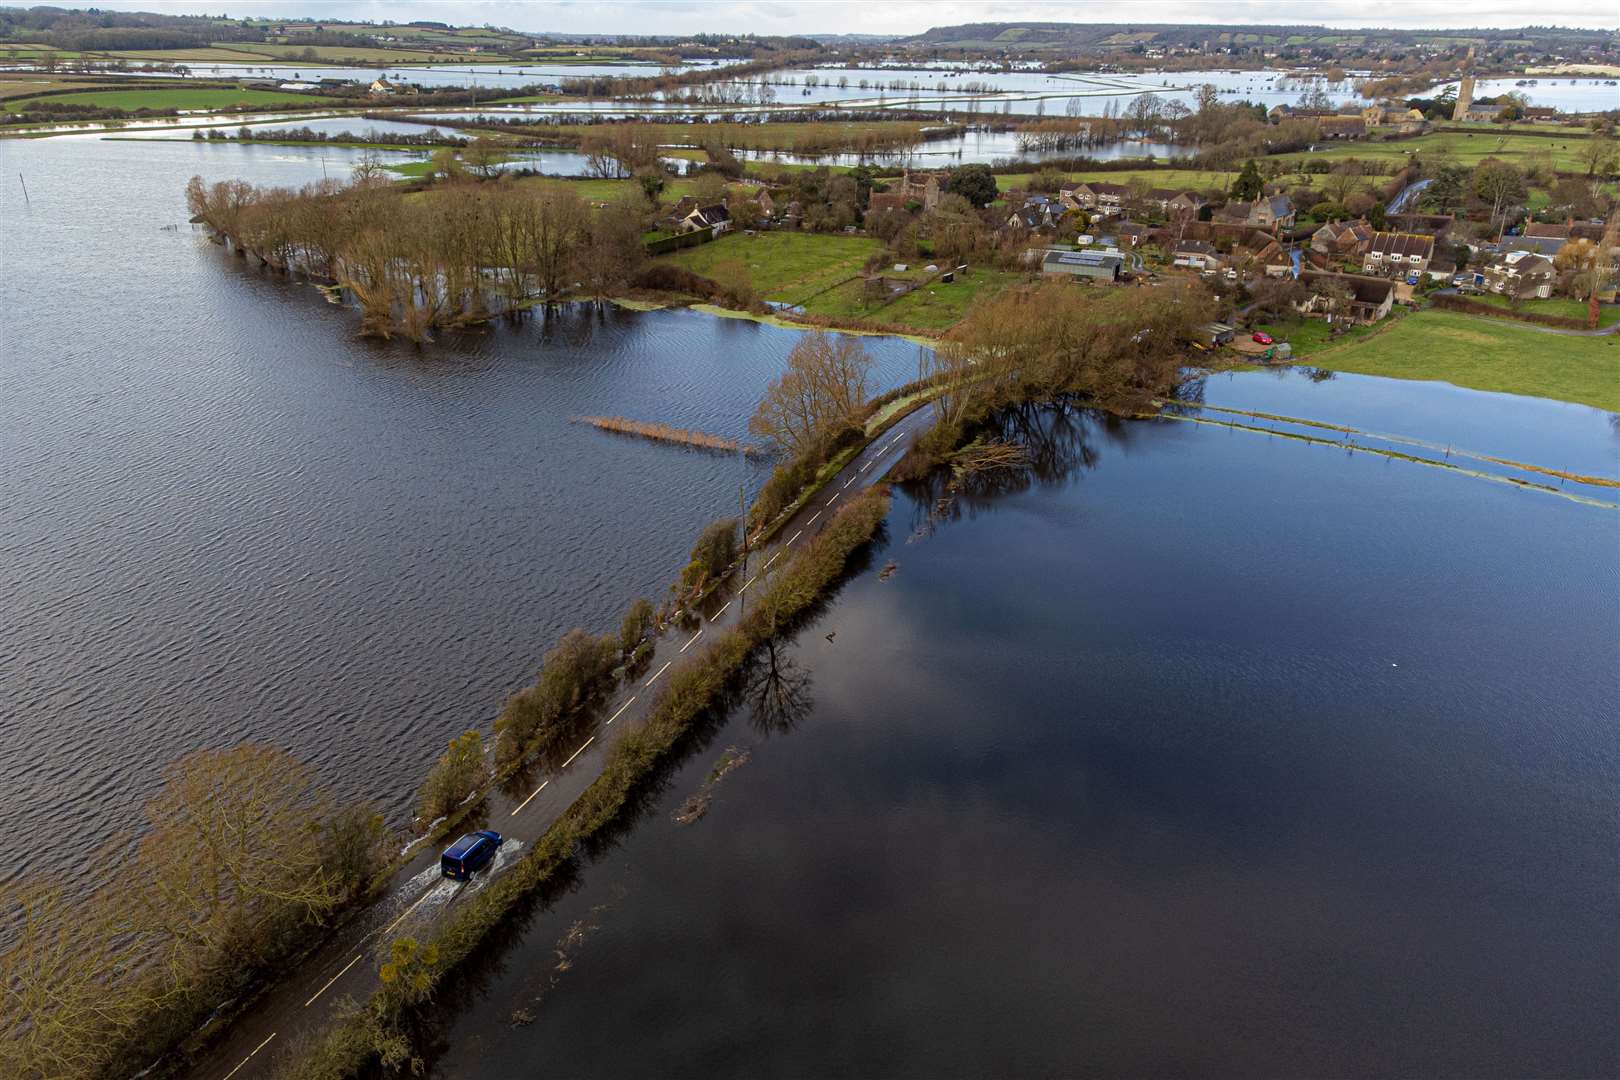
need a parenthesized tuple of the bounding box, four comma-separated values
(0, 134, 926, 897)
(423, 387, 1618, 1078)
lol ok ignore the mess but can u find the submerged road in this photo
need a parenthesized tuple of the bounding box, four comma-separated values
(190, 404, 935, 1080)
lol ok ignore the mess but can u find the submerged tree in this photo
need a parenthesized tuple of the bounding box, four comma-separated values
(749, 332, 874, 455)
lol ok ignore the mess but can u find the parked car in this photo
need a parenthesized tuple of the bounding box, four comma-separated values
(1252, 331, 1274, 345)
(441, 830, 503, 881)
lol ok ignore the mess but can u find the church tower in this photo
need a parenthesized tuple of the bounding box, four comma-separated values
(1454, 76, 1475, 122)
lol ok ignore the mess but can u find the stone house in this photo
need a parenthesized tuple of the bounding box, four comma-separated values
(1217, 195, 1295, 232)
(1312, 219, 1374, 259)
(1317, 115, 1367, 140)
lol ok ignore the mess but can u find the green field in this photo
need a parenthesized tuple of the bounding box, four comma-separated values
(660, 231, 882, 304)
(1304, 309, 1620, 411)
(3, 87, 321, 112)
(802, 268, 1026, 329)
(1277, 129, 1600, 174)
(1466, 294, 1620, 328)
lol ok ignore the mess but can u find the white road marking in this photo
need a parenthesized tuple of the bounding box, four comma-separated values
(710, 600, 731, 622)
(382, 888, 433, 936)
(604, 696, 636, 725)
(221, 1033, 276, 1080)
(304, 954, 363, 1008)
(680, 628, 703, 653)
(739, 575, 757, 593)
(827, 493, 839, 505)
(859, 460, 872, 472)
(561, 736, 595, 769)
(644, 660, 673, 688)
(787, 530, 802, 545)
(511, 779, 549, 816)
(763, 551, 781, 569)
(843, 476, 856, 489)
(808, 510, 821, 525)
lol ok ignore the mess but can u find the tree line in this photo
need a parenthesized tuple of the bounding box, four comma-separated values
(185, 167, 649, 340)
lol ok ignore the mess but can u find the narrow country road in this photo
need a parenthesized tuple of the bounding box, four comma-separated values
(189, 404, 936, 1080)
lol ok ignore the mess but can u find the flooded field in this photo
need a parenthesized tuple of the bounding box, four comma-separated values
(421, 390, 1618, 1078)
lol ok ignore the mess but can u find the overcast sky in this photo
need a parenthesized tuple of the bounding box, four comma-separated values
(88, 1, 1620, 35)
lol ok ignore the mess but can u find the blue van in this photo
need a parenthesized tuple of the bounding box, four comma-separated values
(441, 830, 503, 881)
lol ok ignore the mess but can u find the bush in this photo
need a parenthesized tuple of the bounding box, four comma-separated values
(681, 518, 739, 593)
(494, 629, 619, 766)
(619, 598, 655, 656)
(417, 730, 488, 823)
(319, 804, 389, 899)
(1430, 293, 1587, 329)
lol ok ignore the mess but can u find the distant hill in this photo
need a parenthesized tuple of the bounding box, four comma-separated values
(900, 21, 1615, 52)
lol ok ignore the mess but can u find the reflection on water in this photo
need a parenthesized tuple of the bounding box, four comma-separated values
(420, 397, 1617, 1079)
(0, 133, 924, 898)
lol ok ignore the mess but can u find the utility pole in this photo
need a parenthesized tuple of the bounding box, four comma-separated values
(738, 482, 749, 614)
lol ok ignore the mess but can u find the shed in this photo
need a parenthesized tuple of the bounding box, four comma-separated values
(1042, 249, 1122, 282)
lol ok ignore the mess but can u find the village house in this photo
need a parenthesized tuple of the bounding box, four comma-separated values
(1163, 191, 1207, 218)
(1217, 195, 1295, 232)
(1362, 231, 1435, 277)
(1508, 222, 1569, 257)
(1391, 107, 1428, 135)
(1172, 239, 1222, 272)
(680, 203, 732, 235)
(1312, 219, 1374, 259)
(869, 170, 945, 215)
(1066, 181, 1128, 216)
(1114, 222, 1151, 247)
(1317, 115, 1368, 140)
(1297, 272, 1396, 323)
(368, 77, 396, 95)
(1479, 250, 1557, 299)
(1006, 203, 1051, 232)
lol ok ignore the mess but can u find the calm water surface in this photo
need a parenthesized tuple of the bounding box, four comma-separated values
(425, 402, 1617, 1079)
(0, 135, 924, 895)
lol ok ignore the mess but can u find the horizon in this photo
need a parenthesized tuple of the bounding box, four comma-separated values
(54, 2, 1620, 37)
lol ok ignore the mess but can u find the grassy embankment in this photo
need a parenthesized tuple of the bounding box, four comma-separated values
(284, 486, 894, 1080)
(1289, 309, 1620, 411)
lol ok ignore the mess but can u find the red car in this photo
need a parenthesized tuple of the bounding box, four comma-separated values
(1252, 331, 1274, 345)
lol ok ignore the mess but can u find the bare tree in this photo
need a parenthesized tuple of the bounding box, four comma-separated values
(748, 333, 873, 454)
